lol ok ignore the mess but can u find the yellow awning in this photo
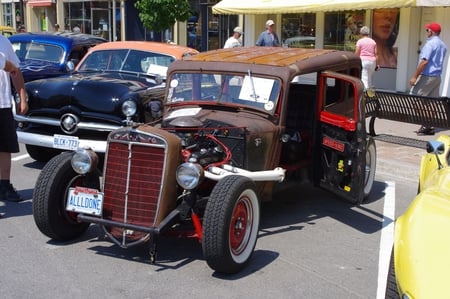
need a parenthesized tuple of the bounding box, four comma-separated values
(212, 0, 416, 15)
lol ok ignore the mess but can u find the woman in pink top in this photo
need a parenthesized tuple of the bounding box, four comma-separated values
(355, 26, 379, 90)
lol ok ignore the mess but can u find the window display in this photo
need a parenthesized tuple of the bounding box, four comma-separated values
(282, 13, 315, 48)
(324, 11, 365, 52)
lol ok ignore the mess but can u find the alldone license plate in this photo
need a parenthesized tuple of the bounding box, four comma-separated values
(53, 134, 79, 150)
(67, 187, 104, 216)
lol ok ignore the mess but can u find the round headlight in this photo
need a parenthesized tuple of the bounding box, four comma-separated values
(176, 162, 204, 190)
(71, 148, 98, 174)
(122, 100, 137, 117)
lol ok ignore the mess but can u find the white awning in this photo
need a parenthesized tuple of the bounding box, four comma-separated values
(212, 0, 417, 15)
(416, 0, 450, 5)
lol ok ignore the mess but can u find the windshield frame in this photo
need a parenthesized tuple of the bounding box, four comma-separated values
(166, 71, 282, 116)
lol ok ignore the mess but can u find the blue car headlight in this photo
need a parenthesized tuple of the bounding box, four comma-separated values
(71, 148, 98, 174)
(121, 100, 137, 117)
(176, 162, 204, 190)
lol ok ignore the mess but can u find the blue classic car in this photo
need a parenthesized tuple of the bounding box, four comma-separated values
(15, 41, 198, 162)
(9, 32, 106, 82)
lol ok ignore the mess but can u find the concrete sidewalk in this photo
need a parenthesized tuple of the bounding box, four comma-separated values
(369, 119, 450, 181)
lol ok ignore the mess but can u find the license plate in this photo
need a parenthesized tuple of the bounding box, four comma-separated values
(67, 187, 103, 216)
(53, 134, 79, 150)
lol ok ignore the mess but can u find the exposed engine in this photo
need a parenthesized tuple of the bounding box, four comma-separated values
(164, 116, 246, 169)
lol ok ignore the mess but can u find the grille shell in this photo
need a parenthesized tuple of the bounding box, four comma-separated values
(101, 125, 181, 246)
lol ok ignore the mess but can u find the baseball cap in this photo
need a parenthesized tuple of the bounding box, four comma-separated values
(425, 22, 441, 33)
(233, 26, 244, 35)
(266, 20, 275, 27)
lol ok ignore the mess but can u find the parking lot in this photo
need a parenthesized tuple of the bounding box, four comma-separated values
(0, 134, 420, 298)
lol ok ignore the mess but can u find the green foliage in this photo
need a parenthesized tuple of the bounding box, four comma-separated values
(135, 0, 193, 32)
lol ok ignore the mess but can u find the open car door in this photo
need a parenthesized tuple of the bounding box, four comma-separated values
(313, 71, 369, 204)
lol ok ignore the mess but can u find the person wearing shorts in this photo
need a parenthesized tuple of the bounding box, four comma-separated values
(0, 34, 28, 204)
(410, 22, 447, 135)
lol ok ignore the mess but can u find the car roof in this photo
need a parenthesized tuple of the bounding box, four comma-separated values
(9, 32, 107, 47)
(171, 47, 361, 80)
(88, 41, 199, 59)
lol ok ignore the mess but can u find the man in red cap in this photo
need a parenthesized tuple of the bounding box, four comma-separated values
(410, 22, 447, 135)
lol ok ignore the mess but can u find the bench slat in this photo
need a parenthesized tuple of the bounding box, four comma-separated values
(365, 91, 450, 135)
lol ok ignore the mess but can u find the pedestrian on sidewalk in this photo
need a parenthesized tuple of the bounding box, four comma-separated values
(0, 35, 28, 203)
(256, 20, 280, 47)
(224, 26, 243, 49)
(355, 26, 379, 91)
(410, 22, 447, 136)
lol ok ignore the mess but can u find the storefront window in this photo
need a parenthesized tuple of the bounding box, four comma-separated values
(282, 13, 315, 48)
(324, 11, 365, 51)
(64, 1, 111, 38)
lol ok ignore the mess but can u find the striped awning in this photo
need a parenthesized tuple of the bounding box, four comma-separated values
(212, 0, 418, 15)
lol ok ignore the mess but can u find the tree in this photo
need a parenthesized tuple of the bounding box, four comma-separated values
(135, 0, 193, 33)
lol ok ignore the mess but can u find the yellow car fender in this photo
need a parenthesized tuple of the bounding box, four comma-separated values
(394, 168, 450, 298)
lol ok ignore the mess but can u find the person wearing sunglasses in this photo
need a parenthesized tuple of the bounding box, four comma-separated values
(410, 22, 447, 135)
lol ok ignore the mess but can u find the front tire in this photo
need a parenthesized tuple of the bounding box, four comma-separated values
(364, 137, 377, 199)
(385, 248, 400, 299)
(32, 152, 100, 241)
(26, 144, 61, 162)
(202, 175, 260, 274)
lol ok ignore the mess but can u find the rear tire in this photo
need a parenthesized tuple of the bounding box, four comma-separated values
(364, 137, 377, 199)
(202, 176, 260, 274)
(33, 152, 100, 241)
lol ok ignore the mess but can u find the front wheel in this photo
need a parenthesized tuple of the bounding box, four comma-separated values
(26, 144, 61, 162)
(385, 248, 400, 299)
(364, 137, 377, 199)
(32, 152, 100, 241)
(202, 175, 260, 274)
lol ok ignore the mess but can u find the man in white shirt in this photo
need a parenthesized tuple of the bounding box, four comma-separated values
(0, 34, 28, 203)
(224, 27, 244, 49)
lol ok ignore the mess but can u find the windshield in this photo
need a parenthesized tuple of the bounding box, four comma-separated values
(167, 72, 281, 115)
(78, 49, 175, 77)
(12, 42, 64, 63)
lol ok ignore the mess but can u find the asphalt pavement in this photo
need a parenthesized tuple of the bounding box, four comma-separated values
(369, 118, 450, 181)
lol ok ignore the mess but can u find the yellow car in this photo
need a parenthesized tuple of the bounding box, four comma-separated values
(386, 134, 450, 298)
(0, 25, 16, 37)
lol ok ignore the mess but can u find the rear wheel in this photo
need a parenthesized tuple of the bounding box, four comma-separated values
(33, 152, 100, 241)
(364, 137, 377, 199)
(26, 144, 61, 162)
(202, 176, 260, 274)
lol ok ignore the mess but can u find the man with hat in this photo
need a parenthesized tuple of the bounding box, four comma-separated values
(224, 26, 244, 48)
(256, 20, 280, 47)
(410, 22, 447, 135)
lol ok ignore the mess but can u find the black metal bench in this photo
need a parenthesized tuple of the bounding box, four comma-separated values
(365, 90, 450, 136)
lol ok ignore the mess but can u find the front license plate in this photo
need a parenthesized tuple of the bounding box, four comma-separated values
(67, 187, 103, 216)
(53, 134, 79, 150)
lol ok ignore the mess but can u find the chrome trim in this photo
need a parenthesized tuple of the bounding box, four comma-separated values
(17, 131, 107, 153)
(15, 114, 121, 132)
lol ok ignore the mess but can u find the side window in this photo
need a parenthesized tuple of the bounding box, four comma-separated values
(323, 78, 355, 119)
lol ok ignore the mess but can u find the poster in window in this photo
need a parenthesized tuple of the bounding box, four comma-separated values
(372, 9, 400, 68)
(344, 11, 365, 52)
